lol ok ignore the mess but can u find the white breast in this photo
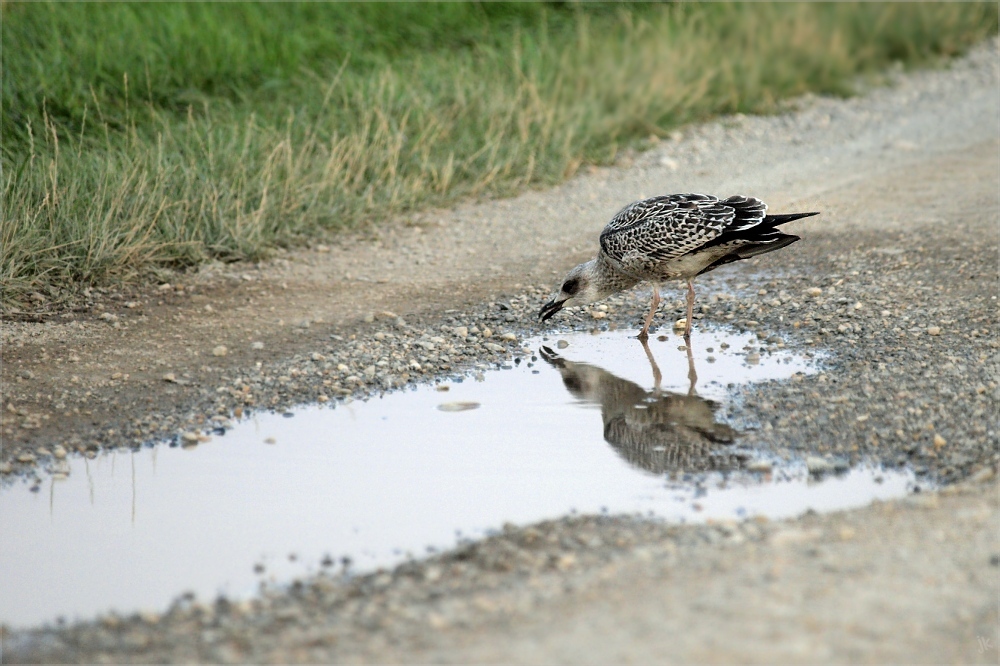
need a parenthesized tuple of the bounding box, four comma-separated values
(655, 247, 729, 280)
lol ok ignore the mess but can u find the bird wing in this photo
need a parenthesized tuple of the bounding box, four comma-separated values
(599, 194, 767, 275)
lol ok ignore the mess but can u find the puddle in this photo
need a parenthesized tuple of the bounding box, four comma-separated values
(0, 330, 920, 627)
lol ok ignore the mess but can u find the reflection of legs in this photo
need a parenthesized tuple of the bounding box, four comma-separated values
(639, 337, 663, 392)
(686, 341, 698, 395)
(638, 285, 660, 340)
(684, 279, 696, 340)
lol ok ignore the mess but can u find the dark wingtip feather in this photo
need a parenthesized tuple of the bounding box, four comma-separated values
(763, 211, 821, 226)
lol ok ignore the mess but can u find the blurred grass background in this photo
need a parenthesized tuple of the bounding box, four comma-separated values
(3, 1, 997, 303)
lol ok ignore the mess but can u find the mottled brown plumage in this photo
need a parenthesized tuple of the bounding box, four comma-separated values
(539, 193, 819, 338)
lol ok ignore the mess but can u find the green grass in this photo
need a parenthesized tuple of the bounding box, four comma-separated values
(3, 2, 997, 303)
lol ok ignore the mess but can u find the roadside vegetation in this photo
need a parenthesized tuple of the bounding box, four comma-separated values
(3, 2, 996, 303)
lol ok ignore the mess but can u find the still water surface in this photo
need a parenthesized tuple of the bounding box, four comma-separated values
(0, 330, 917, 627)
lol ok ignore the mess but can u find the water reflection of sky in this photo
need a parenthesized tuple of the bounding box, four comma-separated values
(1, 330, 916, 628)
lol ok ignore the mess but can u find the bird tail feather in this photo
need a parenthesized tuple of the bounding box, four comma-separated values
(762, 211, 820, 226)
(735, 233, 799, 258)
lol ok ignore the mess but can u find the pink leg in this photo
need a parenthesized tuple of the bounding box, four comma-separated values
(638, 286, 660, 340)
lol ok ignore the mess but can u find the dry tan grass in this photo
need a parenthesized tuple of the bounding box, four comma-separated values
(3, 3, 996, 302)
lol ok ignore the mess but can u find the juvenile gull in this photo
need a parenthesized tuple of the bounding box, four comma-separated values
(539, 193, 819, 339)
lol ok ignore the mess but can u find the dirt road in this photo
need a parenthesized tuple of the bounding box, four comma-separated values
(3, 40, 998, 664)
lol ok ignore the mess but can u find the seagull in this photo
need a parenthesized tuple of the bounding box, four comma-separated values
(538, 194, 819, 339)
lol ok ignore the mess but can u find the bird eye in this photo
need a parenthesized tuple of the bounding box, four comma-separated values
(561, 278, 580, 295)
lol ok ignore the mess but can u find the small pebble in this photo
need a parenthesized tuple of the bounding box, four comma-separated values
(555, 553, 577, 570)
(438, 402, 480, 412)
(806, 456, 833, 474)
(212, 346, 228, 357)
(969, 467, 995, 484)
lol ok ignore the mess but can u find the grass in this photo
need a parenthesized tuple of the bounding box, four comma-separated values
(3, 2, 997, 303)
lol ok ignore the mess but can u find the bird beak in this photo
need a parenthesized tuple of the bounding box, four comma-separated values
(538, 298, 566, 321)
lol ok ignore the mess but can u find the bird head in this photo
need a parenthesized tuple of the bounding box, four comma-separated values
(539, 345, 617, 401)
(538, 261, 601, 321)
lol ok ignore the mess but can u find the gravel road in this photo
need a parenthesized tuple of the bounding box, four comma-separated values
(2, 39, 998, 664)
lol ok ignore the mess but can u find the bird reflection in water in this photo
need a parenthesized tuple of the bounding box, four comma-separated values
(540, 340, 740, 475)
